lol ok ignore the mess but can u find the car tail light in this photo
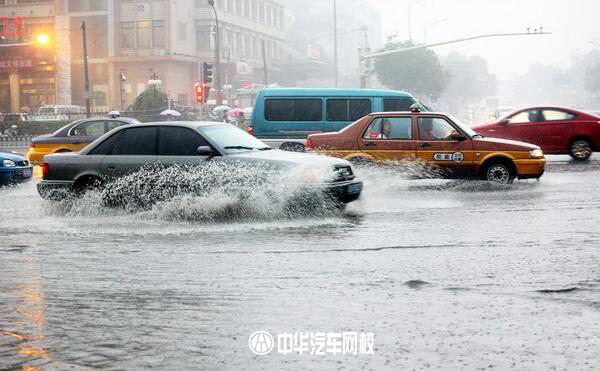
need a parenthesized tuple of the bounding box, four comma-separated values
(41, 163, 49, 178)
(246, 126, 254, 136)
(306, 137, 313, 150)
(29, 141, 35, 148)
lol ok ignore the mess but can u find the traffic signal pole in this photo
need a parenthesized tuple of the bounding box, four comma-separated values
(358, 30, 551, 88)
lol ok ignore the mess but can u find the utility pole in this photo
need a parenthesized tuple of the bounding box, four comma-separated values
(262, 40, 268, 85)
(208, 0, 222, 105)
(81, 21, 91, 117)
(333, 0, 338, 87)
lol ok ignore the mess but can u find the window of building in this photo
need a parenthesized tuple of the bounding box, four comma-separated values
(243, 0, 250, 18)
(327, 99, 371, 122)
(177, 22, 187, 41)
(153, 20, 165, 48)
(236, 32, 242, 54)
(265, 99, 322, 122)
(137, 20, 152, 48)
(235, 0, 242, 14)
(227, 0, 233, 12)
(196, 25, 212, 51)
(251, 0, 257, 20)
(69, 0, 107, 11)
(259, 2, 265, 22)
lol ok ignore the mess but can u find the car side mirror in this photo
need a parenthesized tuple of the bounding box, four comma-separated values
(197, 146, 217, 156)
(500, 119, 509, 126)
(450, 132, 467, 141)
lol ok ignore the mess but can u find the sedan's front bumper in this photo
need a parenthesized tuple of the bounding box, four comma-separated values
(0, 166, 33, 185)
(308, 179, 363, 204)
(37, 180, 75, 200)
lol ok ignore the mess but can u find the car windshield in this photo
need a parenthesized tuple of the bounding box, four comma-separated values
(448, 115, 480, 138)
(201, 125, 270, 153)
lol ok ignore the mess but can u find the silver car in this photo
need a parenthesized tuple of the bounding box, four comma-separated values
(37, 122, 363, 208)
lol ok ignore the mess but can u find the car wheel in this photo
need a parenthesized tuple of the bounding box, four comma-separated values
(74, 176, 103, 196)
(279, 142, 305, 152)
(569, 139, 593, 161)
(484, 162, 515, 184)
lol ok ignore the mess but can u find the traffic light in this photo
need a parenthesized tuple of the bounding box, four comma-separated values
(203, 62, 213, 85)
(195, 83, 204, 103)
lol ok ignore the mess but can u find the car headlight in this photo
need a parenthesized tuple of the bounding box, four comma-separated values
(529, 149, 544, 158)
(2, 159, 16, 167)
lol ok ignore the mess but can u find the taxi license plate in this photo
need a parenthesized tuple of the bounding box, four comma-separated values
(21, 168, 32, 178)
(347, 183, 362, 194)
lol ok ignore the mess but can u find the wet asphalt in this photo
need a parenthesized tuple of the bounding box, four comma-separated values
(1, 154, 599, 370)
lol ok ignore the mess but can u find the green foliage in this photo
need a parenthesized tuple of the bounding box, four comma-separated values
(132, 88, 168, 111)
(372, 37, 448, 96)
(442, 52, 497, 103)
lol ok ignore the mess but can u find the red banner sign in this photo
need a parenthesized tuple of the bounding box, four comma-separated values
(0, 59, 33, 70)
(0, 17, 26, 37)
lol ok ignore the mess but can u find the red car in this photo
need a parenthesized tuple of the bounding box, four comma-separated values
(473, 107, 600, 161)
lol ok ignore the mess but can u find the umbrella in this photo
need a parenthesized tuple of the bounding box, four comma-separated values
(160, 109, 182, 117)
(227, 108, 244, 117)
(212, 105, 231, 114)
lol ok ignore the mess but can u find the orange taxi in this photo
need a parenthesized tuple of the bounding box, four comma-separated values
(307, 107, 545, 183)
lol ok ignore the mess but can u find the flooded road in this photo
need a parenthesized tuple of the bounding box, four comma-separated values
(1, 156, 600, 370)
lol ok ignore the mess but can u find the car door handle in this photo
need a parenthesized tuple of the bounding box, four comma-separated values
(420, 143, 431, 148)
(364, 142, 377, 147)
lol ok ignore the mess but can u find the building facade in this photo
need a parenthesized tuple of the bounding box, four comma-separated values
(0, 0, 285, 113)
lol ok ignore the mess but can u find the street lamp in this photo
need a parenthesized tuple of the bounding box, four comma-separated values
(148, 71, 162, 110)
(208, 0, 222, 105)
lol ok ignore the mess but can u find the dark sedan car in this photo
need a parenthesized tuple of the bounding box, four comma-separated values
(0, 152, 33, 185)
(37, 122, 363, 208)
(473, 106, 600, 161)
(27, 116, 140, 165)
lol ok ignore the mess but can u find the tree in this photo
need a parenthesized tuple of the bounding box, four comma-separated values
(132, 88, 168, 111)
(372, 37, 448, 97)
(442, 52, 497, 103)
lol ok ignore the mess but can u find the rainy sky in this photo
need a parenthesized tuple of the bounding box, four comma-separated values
(373, 0, 600, 80)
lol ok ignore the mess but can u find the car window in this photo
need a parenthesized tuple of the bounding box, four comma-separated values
(106, 121, 127, 132)
(508, 110, 539, 124)
(71, 120, 105, 137)
(265, 99, 322, 121)
(383, 98, 416, 112)
(327, 99, 371, 121)
(158, 127, 210, 156)
(540, 110, 575, 122)
(111, 127, 157, 155)
(363, 117, 412, 140)
(418, 118, 455, 141)
(89, 131, 122, 155)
